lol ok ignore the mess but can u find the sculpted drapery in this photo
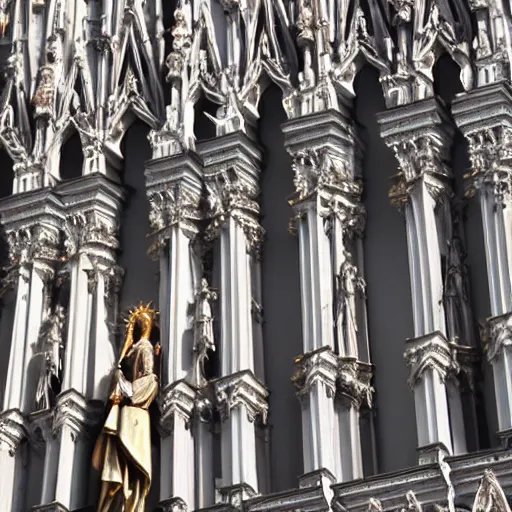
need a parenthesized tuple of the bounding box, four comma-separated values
(93, 304, 160, 512)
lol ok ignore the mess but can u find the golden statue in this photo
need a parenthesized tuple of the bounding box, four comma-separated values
(92, 303, 161, 512)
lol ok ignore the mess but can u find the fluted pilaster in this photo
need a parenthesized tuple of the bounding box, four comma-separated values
(283, 109, 374, 482)
(453, 83, 512, 443)
(200, 132, 269, 500)
(379, 98, 477, 460)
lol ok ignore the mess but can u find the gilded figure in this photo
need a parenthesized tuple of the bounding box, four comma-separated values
(93, 303, 161, 512)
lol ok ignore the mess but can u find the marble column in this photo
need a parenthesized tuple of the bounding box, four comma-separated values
(453, 83, 512, 443)
(283, 110, 374, 482)
(0, 190, 62, 512)
(200, 133, 269, 501)
(37, 175, 124, 511)
(145, 152, 206, 510)
(378, 99, 470, 461)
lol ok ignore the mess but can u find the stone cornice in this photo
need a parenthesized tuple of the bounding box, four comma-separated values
(236, 450, 512, 512)
(281, 109, 359, 161)
(198, 132, 262, 193)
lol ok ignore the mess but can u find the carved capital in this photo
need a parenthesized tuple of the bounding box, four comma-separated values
(5, 227, 31, 268)
(218, 483, 257, 509)
(378, 100, 454, 208)
(145, 153, 203, 246)
(337, 357, 374, 409)
(292, 346, 338, 400)
(449, 344, 480, 392)
(289, 148, 362, 207)
(0, 409, 28, 455)
(484, 312, 512, 363)
(387, 137, 452, 208)
(158, 380, 197, 435)
(213, 370, 268, 424)
(147, 188, 201, 242)
(52, 389, 101, 441)
(205, 174, 264, 256)
(404, 332, 457, 387)
(5, 224, 60, 274)
(464, 126, 512, 204)
(157, 497, 188, 512)
(64, 211, 119, 260)
(453, 84, 512, 204)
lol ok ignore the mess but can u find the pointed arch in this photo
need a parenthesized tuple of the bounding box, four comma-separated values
(110, 2, 165, 122)
(472, 470, 511, 512)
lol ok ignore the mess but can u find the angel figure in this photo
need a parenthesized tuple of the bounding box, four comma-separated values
(93, 303, 161, 512)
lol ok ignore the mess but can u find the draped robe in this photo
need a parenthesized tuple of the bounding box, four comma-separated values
(93, 338, 158, 512)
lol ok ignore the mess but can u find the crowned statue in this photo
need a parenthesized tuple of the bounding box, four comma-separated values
(93, 303, 161, 512)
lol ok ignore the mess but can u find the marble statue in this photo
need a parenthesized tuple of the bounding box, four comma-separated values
(187, 278, 218, 388)
(336, 251, 366, 357)
(34, 306, 66, 411)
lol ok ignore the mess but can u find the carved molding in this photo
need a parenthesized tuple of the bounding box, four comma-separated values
(204, 171, 264, 256)
(158, 380, 197, 436)
(0, 408, 28, 455)
(289, 148, 362, 206)
(404, 332, 458, 387)
(213, 370, 269, 424)
(472, 470, 512, 512)
(218, 483, 257, 510)
(400, 491, 423, 511)
(464, 127, 512, 204)
(52, 389, 101, 441)
(147, 188, 202, 242)
(292, 346, 339, 400)
(5, 224, 60, 268)
(338, 357, 374, 409)
(157, 497, 188, 512)
(293, 347, 374, 409)
(484, 312, 512, 363)
(63, 211, 119, 260)
(387, 136, 452, 208)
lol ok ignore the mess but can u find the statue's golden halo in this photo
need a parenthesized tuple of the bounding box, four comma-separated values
(124, 302, 159, 327)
